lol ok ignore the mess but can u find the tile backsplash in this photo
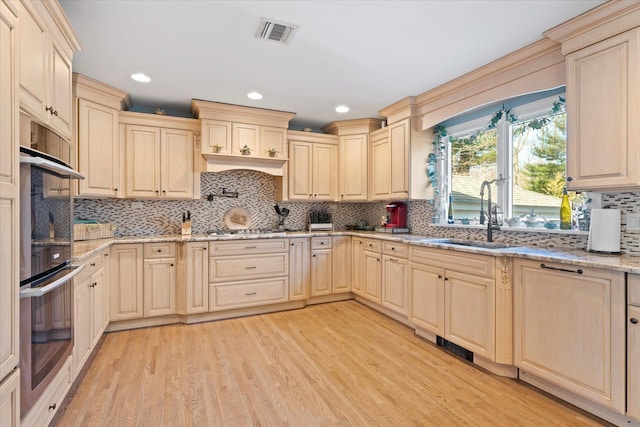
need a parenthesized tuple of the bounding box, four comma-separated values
(74, 172, 640, 255)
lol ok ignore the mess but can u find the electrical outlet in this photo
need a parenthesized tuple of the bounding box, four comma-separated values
(627, 213, 640, 231)
(131, 201, 143, 209)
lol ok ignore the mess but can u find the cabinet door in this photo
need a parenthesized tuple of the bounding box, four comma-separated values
(370, 135, 391, 200)
(332, 236, 351, 293)
(310, 249, 332, 297)
(77, 99, 120, 197)
(409, 263, 444, 336)
(289, 238, 309, 301)
(260, 126, 286, 158)
(0, 369, 19, 427)
(513, 261, 625, 412)
(382, 255, 407, 315)
(185, 242, 209, 314)
(445, 270, 495, 360)
(50, 39, 72, 137)
(232, 122, 259, 155)
(363, 251, 382, 304)
(351, 238, 364, 296)
(566, 27, 640, 191)
(288, 141, 313, 200)
(338, 135, 368, 201)
(201, 119, 231, 154)
(125, 125, 160, 198)
(0, 0, 19, 381)
(389, 119, 409, 198)
(143, 258, 176, 317)
(18, 2, 47, 122)
(312, 143, 336, 201)
(110, 244, 143, 321)
(629, 305, 640, 421)
(73, 274, 92, 377)
(161, 128, 193, 198)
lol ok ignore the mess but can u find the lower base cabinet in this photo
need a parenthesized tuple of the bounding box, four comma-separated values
(209, 277, 289, 310)
(289, 238, 310, 301)
(110, 244, 144, 321)
(514, 259, 626, 413)
(0, 369, 19, 427)
(21, 356, 71, 427)
(183, 242, 209, 314)
(409, 262, 444, 336)
(629, 305, 640, 421)
(310, 237, 333, 297)
(351, 237, 364, 296)
(332, 236, 351, 293)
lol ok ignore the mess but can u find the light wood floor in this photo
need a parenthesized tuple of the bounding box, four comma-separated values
(57, 301, 609, 426)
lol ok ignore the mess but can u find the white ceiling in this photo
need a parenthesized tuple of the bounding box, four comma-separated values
(59, 0, 604, 130)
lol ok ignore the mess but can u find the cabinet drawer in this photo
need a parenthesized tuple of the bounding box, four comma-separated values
(209, 253, 288, 282)
(209, 277, 288, 310)
(144, 242, 176, 259)
(629, 274, 640, 306)
(209, 239, 288, 256)
(22, 356, 71, 427)
(363, 238, 381, 253)
(311, 236, 332, 249)
(409, 246, 495, 278)
(76, 252, 104, 282)
(382, 241, 407, 258)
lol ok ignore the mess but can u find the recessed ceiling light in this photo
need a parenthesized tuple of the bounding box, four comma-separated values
(335, 105, 349, 113)
(131, 73, 151, 83)
(247, 91, 263, 100)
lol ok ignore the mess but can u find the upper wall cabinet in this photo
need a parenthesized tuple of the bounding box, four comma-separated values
(545, 2, 640, 191)
(18, 0, 81, 140)
(73, 73, 130, 198)
(120, 112, 200, 200)
(192, 100, 295, 168)
(288, 130, 338, 201)
(323, 119, 382, 202)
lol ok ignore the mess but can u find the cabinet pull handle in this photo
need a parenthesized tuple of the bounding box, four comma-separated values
(245, 291, 257, 296)
(631, 318, 639, 325)
(245, 266, 257, 269)
(540, 263, 583, 275)
(49, 403, 57, 411)
(245, 245, 257, 249)
(90, 262, 96, 267)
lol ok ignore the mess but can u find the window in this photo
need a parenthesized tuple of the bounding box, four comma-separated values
(436, 89, 576, 229)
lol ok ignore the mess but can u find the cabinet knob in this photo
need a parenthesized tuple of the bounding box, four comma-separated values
(49, 403, 57, 411)
(90, 262, 96, 267)
(155, 190, 159, 194)
(632, 318, 639, 325)
(566, 176, 573, 182)
(114, 188, 118, 192)
(157, 249, 162, 252)
(104, 253, 109, 257)
(444, 277, 449, 281)
(203, 247, 207, 250)
(438, 275, 442, 279)
(170, 263, 174, 267)
(162, 190, 166, 194)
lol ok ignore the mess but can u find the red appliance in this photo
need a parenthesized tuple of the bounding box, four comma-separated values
(386, 202, 407, 228)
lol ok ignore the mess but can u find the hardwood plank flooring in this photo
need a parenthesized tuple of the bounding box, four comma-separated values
(56, 301, 609, 426)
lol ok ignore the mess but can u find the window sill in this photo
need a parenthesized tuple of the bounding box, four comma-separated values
(428, 223, 589, 236)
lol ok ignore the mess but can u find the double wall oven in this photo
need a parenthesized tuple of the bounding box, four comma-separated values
(19, 115, 84, 417)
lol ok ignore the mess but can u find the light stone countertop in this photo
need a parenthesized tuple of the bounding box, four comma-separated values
(72, 231, 640, 275)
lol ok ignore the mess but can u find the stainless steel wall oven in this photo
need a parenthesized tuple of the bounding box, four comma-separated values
(18, 115, 84, 417)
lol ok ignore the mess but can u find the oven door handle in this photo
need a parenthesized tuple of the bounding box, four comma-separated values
(19, 265, 85, 299)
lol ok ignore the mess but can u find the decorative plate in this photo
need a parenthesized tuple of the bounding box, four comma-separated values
(224, 207, 251, 229)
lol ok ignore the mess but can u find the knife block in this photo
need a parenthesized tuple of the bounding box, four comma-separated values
(181, 220, 192, 236)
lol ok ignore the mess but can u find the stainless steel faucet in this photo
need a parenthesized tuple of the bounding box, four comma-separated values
(480, 179, 499, 242)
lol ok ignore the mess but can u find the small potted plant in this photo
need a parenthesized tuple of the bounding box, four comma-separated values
(212, 144, 223, 153)
(267, 147, 277, 157)
(240, 145, 251, 155)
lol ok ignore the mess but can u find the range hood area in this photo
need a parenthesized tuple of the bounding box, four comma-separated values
(202, 153, 288, 176)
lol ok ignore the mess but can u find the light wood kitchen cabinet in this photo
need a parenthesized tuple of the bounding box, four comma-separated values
(18, 0, 78, 140)
(232, 122, 259, 155)
(381, 242, 408, 315)
(288, 131, 338, 201)
(260, 126, 287, 158)
(110, 244, 144, 321)
(20, 355, 71, 427)
(183, 242, 209, 314)
(143, 243, 177, 317)
(332, 236, 351, 293)
(338, 135, 368, 201)
(208, 239, 289, 311)
(563, 27, 640, 191)
(289, 238, 309, 301)
(0, 0, 19, 384)
(627, 274, 640, 422)
(370, 127, 390, 200)
(351, 237, 364, 296)
(362, 238, 382, 304)
(42, 130, 71, 197)
(310, 237, 333, 297)
(201, 119, 232, 154)
(73, 73, 129, 198)
(73, 267, 91, 377)
(513, 259, 625, 413)
(0, 368, 19, 427)
(409, 262, 445, 336)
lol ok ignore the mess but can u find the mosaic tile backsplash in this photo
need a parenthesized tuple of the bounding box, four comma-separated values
(74, 171, 640, 254)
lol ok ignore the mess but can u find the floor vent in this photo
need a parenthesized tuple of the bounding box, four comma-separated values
(256, 18, 298, 44)
(437, 336, 473, 362)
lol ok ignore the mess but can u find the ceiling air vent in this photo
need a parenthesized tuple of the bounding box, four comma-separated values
(256, 18, 298, 44)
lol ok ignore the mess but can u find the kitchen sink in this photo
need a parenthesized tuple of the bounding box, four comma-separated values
(429, 238, 521, 250)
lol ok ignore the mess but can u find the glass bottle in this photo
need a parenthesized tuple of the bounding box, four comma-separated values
(447, 193, 454, 224)
(560, 187, 571, 230)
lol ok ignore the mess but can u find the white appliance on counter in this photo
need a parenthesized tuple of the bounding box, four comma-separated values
(587, 208, 621, 253)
